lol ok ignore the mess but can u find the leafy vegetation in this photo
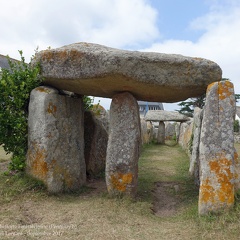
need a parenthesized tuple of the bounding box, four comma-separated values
(0, 51, 43, 171)
(234, 120, 239, 132)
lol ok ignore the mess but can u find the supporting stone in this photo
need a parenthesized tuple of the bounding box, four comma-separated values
(157, 121, 165, 144)
(189, 107, 203, 186)
(84, 110, 108, 177)
(198, 81, 236, 215)
(106, 92, 141, 197)
(27, 86, 86, 193)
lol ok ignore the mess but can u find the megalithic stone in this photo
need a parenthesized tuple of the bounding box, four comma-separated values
(198, 81, 236, 215)
(106, 92, 141, 197)
(26, 86, 86, 193)
(157, 121, 165, 144)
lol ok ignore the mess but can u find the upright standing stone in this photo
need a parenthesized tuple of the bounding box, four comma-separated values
(84, 110, 108, 177)
(198, 81, 236, 215)
(189, 107, 203, 186)
(106, 92, 141, 197)
(27, 86, 86, 193)
(157, 121, 165, 144)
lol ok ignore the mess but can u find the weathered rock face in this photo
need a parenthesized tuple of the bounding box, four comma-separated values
(165, 122, 176, 140)
(198, 81, 236, 215)
(91, 104, 109, 133)
(145, 110, 190, 122)
(189, 107, 203, 186)
(106, 92, 141, 197)
(84, 109, 108, 177)
(141, 119, 153, 145)
(157, 122, 165, 144)
(178, 120, 193, 156)
(33, 42, 222, 103)
(27, 86, 86, 193)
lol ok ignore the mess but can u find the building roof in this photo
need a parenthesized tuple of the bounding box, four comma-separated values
(0, 54, 11, 69)
(0, 54, 18, 70)
(137, 101, 164, 110)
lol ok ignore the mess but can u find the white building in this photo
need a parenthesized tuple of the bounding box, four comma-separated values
(138, 101, 164, 117)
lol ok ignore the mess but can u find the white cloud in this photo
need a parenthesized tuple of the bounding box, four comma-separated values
(0, 0, 160, 61)
(142, 1, 240, 99)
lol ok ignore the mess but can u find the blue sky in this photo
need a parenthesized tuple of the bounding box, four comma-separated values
(1, 0, 239, 110)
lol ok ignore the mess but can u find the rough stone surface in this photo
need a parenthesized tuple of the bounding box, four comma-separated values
(145, 110, 190, 122)
(234, 133, 240, 143)
(178, 120, 193, 157)
(91, 104, 109, 133)
(84, 110, 108, 177)
(189, 107, 203, 186)
(198, 81, 236, 215)
(157, 122, 165, 144)
(165, 122, 176, 140)
(175, 123, 181, 141)
(33, 42, 222, 103)
(141, 119, 153, 145)
(106, 92, 141, 197)
(27, 86, 86, 193)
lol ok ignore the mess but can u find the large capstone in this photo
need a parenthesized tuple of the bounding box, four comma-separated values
(198, 81, 236, 215)
(33, 42, 222, 103)
(26, 86, 86, 193)
(144, 110, 190, 122)
(106, 92, 141, 197)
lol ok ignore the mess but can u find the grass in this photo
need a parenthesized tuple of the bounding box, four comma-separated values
(0, 143, 240, 239)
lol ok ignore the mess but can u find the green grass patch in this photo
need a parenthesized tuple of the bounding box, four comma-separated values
(0, 172, 46, 203)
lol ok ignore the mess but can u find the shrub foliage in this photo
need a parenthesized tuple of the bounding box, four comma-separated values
(0, 51, 42, 170)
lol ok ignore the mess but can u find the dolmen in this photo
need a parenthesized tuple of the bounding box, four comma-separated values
(26, 42, 237, 215)
(144, 110, 189, 144)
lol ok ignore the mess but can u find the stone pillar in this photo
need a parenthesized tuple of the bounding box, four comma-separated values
(198, 81, 236, 215)
(157, 121, 165, 144)
(27, 86, 86, 193)
(106, 92, 141, 197)
(84, 110, 108, 177)
(189, 107, 203, 186)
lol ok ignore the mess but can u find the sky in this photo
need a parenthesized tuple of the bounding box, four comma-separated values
(1, 0, 239, 110)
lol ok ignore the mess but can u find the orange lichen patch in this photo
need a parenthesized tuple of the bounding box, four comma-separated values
(47, 102, 57, 117)
(218, 81, 233, 100)
(200, 178, 215, 203)
(35, 87, 51, 93)
(200, 154, 235, 205)
(28, 144, 48, 181)
(41, 51, 54, 62)
(206, 82, 217, 93)
(234, 151, 239, 163)
(110, 173, 133, 192)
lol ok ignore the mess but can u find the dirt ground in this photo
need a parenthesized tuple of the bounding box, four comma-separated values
(1, 144, 240, 239)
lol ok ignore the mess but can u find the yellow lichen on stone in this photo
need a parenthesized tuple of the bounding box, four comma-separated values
(200, 153, 235, 206)
(28, 144, 48, 181)
(36, 87, 51, 93)
(206, 82, 217, 93)
(47, 102, 57, 117)
(218, 81, 233, 100)
(200, 178, 215, 203)
(110, 173, 133, 192)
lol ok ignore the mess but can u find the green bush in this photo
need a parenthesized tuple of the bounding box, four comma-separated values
(0, 51, 43, 171)
(234, 120, 239, 132)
